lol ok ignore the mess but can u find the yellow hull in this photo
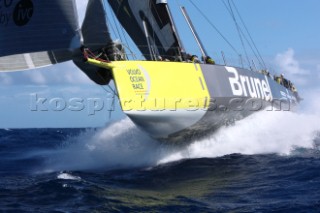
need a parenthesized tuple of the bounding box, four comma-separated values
(109, 61, 210, 111)
(86, 59, 297, 142)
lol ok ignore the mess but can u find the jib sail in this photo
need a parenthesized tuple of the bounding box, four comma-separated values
(80, 0, 112, 49)
(73, 0, 114, 85)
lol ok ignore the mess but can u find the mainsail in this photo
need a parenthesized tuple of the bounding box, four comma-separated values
(0, 0, 80, 72)
(108, 0, 184, 60)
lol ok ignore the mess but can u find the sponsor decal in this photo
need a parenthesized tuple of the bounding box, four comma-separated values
(227, 67, 273, 101)
(0, 0, 13, 26)
(0, 0, 33, 27)
(13, 0, 33, 26)
(126, 66, 150, 97)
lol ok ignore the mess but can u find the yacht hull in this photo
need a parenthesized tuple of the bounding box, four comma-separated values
(95, 60, 297, 142)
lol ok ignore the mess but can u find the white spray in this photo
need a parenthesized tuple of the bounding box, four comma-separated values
(45, 103, 319, 172)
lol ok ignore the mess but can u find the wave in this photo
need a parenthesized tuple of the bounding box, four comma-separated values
(159, 110, 320, 164)
(57, 172, 81, 181)
(44, 106, 320, 172)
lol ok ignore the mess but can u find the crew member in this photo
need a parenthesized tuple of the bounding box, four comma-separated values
(282, 74, 290, 88)
(274, 75, 281, 84)
(191, 55, 200, 63)
(280, 74, 285, 86)
(157, 55, 170, 62)
(204, 56, 215, 64)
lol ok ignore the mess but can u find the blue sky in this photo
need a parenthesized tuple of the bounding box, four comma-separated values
(0, 0, 319, 128)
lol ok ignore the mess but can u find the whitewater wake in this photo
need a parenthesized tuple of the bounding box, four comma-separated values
(44, 105, 320, 172)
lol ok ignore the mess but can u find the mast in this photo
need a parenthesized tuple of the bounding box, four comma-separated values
(180, 6, 208, 60)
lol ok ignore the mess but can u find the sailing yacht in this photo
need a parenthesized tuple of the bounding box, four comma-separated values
(0, 0, 299, 142)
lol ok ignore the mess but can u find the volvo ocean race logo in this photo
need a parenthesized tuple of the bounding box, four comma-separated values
(13, 0, 33, 26)
(126, 65, 151, 98)
(227, 67, 273, 101)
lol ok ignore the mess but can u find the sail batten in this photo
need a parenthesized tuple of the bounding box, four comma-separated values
(0, 50, 72, 72)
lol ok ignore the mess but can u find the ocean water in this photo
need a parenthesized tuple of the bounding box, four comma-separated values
(1, 110, 320, 212)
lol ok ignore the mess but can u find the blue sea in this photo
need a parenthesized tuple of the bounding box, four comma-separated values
(1, 111, 320, 212)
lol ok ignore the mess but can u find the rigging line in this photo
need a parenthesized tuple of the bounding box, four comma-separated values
(104, 2, 117, 40)
(221, 0, 263, 68)
(99, 85, 113, 120)
(241, 32, 263, 68)
(105, 1, 133, 60)
(94, 72, 118, 98)
(98, 84, 118, 120)
(226, 0, 251, 68)
(107, 0, 124, 42)
(101, 83, 118, 120)
(230, 0, 267, 69)
(100, 84, 112, 96)
(107, 84, 118, 98)
(120, 42, 137, 60)
(188, 0, 240, 56)
(119, 23, 132, 59)
(174, 0, 181, 10)
(107, 1, 130, 59)
(108, 92, 116, 119)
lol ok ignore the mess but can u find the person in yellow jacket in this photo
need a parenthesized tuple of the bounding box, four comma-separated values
(205, 56, 215, 64)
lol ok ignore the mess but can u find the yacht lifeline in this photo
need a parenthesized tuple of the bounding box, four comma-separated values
(0, 0, 299, 142)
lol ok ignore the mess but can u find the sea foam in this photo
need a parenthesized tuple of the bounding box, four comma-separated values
(46, 103, 319, 172)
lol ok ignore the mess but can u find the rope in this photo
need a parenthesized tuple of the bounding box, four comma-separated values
(221, 0, 266, 69)
(230, 0, 267, 69)
(188, 0, 241, 56)
(84, 48, 110, 63)
(225, 0, 251, 68)
(98, 83, 118, 120)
